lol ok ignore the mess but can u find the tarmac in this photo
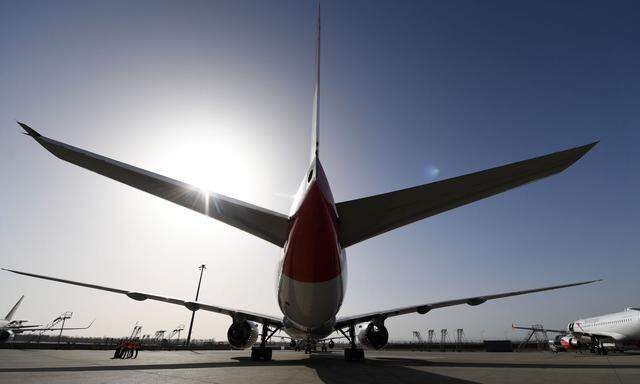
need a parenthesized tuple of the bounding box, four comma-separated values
(1, 348, 639, 384)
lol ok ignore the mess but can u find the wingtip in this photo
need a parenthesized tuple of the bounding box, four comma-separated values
(575, 140, 599, 156)
(583, 141, 599, 151)
(557, 140, 599, 168)
(16, 121, 42, 138)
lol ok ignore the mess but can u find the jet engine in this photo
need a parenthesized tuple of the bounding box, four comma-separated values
(0, 330, 13, 343)
(328, 340, 335, 349)
(559, 336, 580, 350)
(227, 320, 259, 349)
(357, 322, 389, 349)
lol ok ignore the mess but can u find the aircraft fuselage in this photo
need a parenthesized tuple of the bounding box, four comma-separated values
(564, 308, 640, 349)
(277, 159, 346, 339)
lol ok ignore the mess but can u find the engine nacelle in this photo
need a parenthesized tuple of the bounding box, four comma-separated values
(0, 330, 13, 343)
(559, 336, 580, 350)
(328, 340, 335, 349)
(357, 322, 389, 350)
(227, 320, 259, 349)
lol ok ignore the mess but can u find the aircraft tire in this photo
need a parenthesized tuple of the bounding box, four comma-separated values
(344, 348, 365, 362)
(251, 347, 272, 361)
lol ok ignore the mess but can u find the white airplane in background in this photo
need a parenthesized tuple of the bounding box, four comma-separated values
(5, 7, 600, 361)
(514, 308, 640, 355)
(0, 296, 93, 343)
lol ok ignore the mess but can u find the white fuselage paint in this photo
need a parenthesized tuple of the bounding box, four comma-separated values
(275, 161, 347, 340)
(277, 254, 347, 338)
(568, 308, 640, 347)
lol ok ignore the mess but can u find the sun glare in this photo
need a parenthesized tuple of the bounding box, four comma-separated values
(162, 139, 252, 200)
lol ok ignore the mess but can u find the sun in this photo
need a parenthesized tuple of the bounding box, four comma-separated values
(161, 138, 252, 199)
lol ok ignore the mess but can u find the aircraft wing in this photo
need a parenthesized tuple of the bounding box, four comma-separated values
(334, 279, 601, 329)
(8, 324, 41, 329)
(17, 122, 290, 247)
(336, 142, 597, 247)
(15, 319, 95, 332)
(2, 268, 284, 326)
(511, 324, 566, 334)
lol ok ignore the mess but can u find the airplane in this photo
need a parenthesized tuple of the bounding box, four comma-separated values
(514, 307, 640, 355)
(0, 296, 94, 343)
(4, 6, 600, 361)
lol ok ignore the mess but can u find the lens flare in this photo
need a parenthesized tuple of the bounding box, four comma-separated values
(425, 164, 440, 179)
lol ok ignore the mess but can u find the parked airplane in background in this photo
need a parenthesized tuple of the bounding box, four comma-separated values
(0, 296, 93, 343)
(514, 307, 640, 355)
(0, 296, 35, 342)
(5, 7, 599, 361)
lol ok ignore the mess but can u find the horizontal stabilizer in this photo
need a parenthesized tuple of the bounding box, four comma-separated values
(17, 122, 290, 247)
(336, 142, 597, 247)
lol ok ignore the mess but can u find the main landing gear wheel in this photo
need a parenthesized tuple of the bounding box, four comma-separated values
(251, 347, 273, 361)
(341, 322, 365, 362)
(344, 348, 365, 361)
(251, 322, 279, 361)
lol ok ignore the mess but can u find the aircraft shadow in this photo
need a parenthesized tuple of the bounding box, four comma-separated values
(375, 356, 640, 370)
(0, 354, 481, 383)
(4, 354, 640, 383)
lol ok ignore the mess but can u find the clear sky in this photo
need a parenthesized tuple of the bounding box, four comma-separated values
(1, 0, 639, 342)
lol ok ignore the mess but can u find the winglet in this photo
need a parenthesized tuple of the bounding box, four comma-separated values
(17, 121, 42, 138)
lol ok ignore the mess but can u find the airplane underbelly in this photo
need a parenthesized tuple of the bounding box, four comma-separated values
(278, 269, 345, 331)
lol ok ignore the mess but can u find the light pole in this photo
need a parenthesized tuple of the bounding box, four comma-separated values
(186, 264, 206, 346)
(57, 311, 73, 345)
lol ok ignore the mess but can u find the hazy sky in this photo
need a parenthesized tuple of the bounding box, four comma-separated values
(1, 0, 639, 342)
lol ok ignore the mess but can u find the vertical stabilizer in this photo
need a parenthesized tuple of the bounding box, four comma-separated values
(311, 3, 321, 161)
(4, 295, 24, 321)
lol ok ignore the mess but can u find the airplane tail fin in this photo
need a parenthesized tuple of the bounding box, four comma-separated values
(5, 295, 24, 321)
(310, 3, 321, 161)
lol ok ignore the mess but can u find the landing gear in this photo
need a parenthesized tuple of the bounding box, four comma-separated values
(344, 347, 364, 361)
(592, 338, 608, 356)
(251, 346, 273, 361)
(340, 322, 365, 362)
(250, 322, 281, 361)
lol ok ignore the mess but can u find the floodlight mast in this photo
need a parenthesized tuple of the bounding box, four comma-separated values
(186, 264, 206, 346)
(56, 311, 73, 345)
